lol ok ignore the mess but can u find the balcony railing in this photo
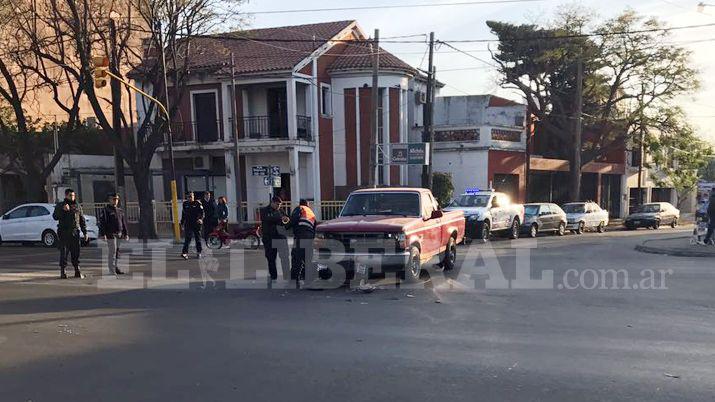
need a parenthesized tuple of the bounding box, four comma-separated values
(297, 115, 312, 141)
(164, 120, 225, 146)
(239, 115, 312, 141)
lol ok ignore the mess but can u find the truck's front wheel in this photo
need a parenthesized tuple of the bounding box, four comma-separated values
(404, 246, 422, 283)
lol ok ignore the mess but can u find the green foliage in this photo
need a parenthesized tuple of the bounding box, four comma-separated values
(488, 9, 700, 165)
(645, 109, 714, 206)
(431, 172, 454, 208)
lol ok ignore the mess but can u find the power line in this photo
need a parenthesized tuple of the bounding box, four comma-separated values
(437, 41, 497, 67)
(242, 0, 549, 15)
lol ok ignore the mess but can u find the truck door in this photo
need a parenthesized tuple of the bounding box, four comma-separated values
(421, 193, 441, 258)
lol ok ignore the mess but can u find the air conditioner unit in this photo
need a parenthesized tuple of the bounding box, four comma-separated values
(415, 91, 427, 104)
(193, 155, 210, 170)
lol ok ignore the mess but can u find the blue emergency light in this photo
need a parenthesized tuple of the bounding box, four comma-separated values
(465, 187, 482, 195)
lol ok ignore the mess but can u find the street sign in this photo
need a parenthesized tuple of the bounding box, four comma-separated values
(272, 176, 282, 188)
(380, 143, 430, 165)
(262, 176, 271, 186)
(252, 165, 268, 176)
(271, 166, 281, 177)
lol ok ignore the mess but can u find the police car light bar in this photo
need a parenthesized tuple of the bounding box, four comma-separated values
(465, 187, 481, 194)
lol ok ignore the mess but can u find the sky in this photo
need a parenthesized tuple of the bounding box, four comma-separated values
(236, 0, 715, 144)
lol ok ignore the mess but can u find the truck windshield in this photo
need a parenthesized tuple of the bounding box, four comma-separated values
(341, 192, 421, 217)
(451, 194, 491, 207)
(562, 204, 586, 213)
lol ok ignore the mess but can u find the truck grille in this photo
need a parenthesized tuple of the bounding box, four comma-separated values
(322, 233, 398, 253)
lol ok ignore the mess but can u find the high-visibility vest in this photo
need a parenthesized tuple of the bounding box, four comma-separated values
(298, 205, 316, 230)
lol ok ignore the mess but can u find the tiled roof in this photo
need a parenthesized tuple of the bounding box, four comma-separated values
(176, 20, 356, 75)
(488, 95, 523, 107)
(328, 41, 417, 75)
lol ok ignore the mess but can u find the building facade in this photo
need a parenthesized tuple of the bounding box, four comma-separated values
(136, 20, 428, 220)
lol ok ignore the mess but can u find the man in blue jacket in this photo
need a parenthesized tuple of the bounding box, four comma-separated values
(98, 193, 129, 275)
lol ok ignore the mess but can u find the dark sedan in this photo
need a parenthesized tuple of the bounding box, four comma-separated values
(624, 202, 680, 230)
(521, 203, 568, 237)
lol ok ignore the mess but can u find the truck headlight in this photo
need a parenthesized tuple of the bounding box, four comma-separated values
(468, 214, 480, 221)
(396, 233, 406, 249)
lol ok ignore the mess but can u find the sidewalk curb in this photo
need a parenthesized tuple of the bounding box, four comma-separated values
(635, 236, 715, 258)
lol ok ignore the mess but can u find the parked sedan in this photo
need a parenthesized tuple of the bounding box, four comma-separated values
(624, 202, 680, 230)
(0, 203, 98, 247)
(562, 202, 609, 234)
(521, 203, 568, 237)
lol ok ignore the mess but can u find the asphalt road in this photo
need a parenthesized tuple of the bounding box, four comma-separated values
(1, 227, 714, 402)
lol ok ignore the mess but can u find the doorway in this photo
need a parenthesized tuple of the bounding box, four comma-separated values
(267, 88, 288, 138)
(193, 92, 219, 143)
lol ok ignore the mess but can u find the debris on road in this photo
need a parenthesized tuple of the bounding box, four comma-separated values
(663, 373, 680, 379)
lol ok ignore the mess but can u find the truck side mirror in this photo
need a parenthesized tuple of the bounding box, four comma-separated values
(430, 210, 444, 220)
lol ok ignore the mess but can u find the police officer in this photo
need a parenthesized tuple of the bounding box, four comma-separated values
(98, 193, 129, 275)
(181, 191, 204, 259)
(260, 196, 290, 281)
(288, 199, 316, 283)
(201, 191, 218, 242)
(52, 188, 88, 279)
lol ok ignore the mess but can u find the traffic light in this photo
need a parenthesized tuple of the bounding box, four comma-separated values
(92, 56, 110, 89)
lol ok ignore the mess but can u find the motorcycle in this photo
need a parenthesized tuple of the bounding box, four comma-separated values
(206, 221, 262, 250)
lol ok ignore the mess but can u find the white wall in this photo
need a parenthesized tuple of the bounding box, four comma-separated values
(432, 148, 490, 196)
(434, 95, 526, 128)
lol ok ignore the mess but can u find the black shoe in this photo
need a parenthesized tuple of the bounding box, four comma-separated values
(60, 272, 68, 279)
(74, 270, 85, 279)
(115, 268, 125, 275)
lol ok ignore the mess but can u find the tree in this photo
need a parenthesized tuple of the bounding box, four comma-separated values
(700, 159, 715, 182)
(646, 109, 714, 208)
(431, 172, 454, 208)
(0, 5, 84, 202)
(12, 0, 245, 238)
(488, 9, 699, 200)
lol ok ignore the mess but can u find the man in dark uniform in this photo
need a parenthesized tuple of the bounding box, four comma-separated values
(288, 199, 316, 283)
(260, 196, 290, 281)
(181, 191, 204, 259)
(52, 188, 88, 279)
(201, 191, 218, 242)
(98, 193, 129, 275)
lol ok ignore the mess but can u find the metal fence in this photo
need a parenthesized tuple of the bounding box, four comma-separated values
(81, 200, 345, 232)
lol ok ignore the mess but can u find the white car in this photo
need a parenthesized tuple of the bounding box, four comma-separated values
(562, 202, 609, 234)
(446, 190, 525, 240)
(0, 203, 98, 247)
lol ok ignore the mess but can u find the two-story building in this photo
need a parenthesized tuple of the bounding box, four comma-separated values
(139, 20, 429, 220)
(431, 95, 528, 202)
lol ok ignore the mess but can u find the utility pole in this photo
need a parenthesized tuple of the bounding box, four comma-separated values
(230, 53, 244, 225)
(422, 32, 435, 189)
(157, 21, 181, 242)
(371, 29, 380, 188)
(109, 17, 126, 203)
(571, 57, 583, 201)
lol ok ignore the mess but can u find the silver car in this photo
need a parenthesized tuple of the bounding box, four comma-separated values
(562, 202, 609, 234)
(624, 202, 680, 230)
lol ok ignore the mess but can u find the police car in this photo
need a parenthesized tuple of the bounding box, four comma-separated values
(445, 188, 525, 241)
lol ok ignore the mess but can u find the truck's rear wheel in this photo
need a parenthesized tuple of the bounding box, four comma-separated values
(442, 236, 457, 271)
(404, 246, 421, 283)
(529, 223, 538, 238)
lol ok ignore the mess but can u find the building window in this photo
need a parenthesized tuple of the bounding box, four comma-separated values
(320, 84, 332, 117)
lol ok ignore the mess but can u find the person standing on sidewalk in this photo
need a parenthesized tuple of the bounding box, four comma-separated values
(98, 193, 129, 275)
(288, 199, 316, 283)
(702, 192, 715, 245)
(216, 196, 229, 233)
(52, 189, 88, 279)
(260, 196, 290, 281)
(181, 191, 204, 259)
(201, 192, 218, 242)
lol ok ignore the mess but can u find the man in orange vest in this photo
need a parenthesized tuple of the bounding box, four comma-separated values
(288, 199, 316, 283)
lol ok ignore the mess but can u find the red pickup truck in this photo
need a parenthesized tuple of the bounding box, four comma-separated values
(314, 188, 465, 283)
